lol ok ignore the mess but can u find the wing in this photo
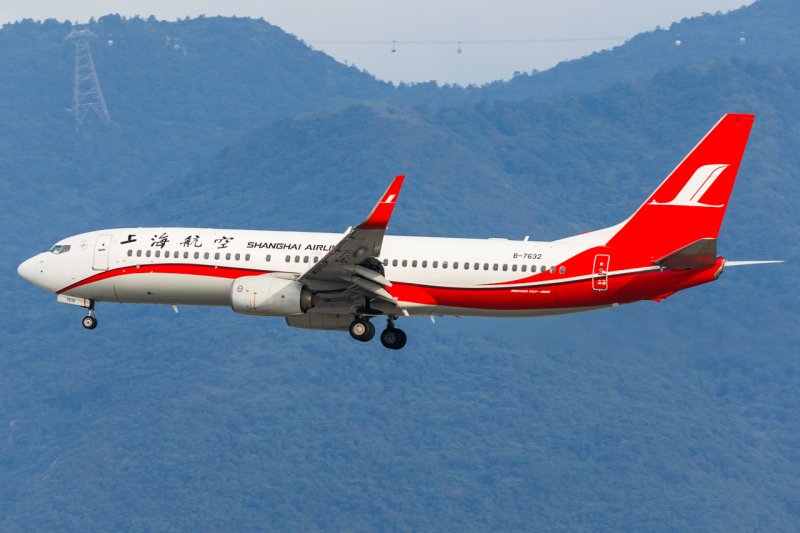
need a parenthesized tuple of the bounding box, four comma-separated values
(298, 175, 405, 303)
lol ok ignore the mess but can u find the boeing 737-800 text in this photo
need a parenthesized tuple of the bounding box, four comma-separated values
(18, 114, 780, 349)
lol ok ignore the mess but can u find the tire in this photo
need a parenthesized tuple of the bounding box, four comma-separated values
(82, 316, 97, 330)
(349, 318, 373, 342)
(380, 327, 407, 350)
(364, 321, 376, 342)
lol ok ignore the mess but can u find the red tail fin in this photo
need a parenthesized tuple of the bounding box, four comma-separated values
(608, 114, 754, 267)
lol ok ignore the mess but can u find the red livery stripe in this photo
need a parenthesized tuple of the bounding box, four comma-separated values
(57, 264, 275, 294)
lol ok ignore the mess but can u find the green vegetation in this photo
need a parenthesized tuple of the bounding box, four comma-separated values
(1, 2, 799, 530)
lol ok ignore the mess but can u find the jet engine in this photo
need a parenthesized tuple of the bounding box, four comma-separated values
(230, 275, 314, 316)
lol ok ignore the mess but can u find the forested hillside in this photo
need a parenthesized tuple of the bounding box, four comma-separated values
(0, 14, 396, 247)
(478, 0, 800, 101)
(3, 0, 800, 250)
(3, 1, 800, 531)
(3, 55, 800, 530)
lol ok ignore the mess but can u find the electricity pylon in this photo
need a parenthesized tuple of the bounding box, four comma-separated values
(66, 29, 110, 130)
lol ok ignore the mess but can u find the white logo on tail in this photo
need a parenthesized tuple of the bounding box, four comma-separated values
(650, 164, 729, 207)
(382, 194, 396, 204)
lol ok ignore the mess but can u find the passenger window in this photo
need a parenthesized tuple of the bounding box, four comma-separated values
(127, 250, 132, 256)
(493, 264, 498, 271)
(303, 256, 309, 263)
(453, 262, 458, 269)
(550, 266, 556, 274)
(295, 256, 300, 263)
(393, 259, 398, 267)
(463, 263, 468, 270)
(235, 253, 240, 261)
(383, 259, 389, 266)
(155, 251, 161, 258)
(165, 251, 170, 258)
(137, 250, 142, 257)
(204, 252, 209, 259)
(412, 260, 417, 267)
(503, 264, 508, 271)
(215, 253, 220, 260)
(184, 252, 189, 259)
(313, 256, 318, 263)
(512, 264, 517, 271)
(433, 261, 438, 268)
(559, 266, 565, 274)
(484, 263, 489, 270)
(531, 265, 536, 272)
(226, 253, 231, 260)
(266, 255, 271, 262)
(245, 254, 250, 261)
(285, 255, 291, 262)
(402, 260, 407, 267)
(422, 261, 428, 268)
(443, 261, 448, 269)
(540, 266, 547, 273)
(474, 263, 480, 270)
(146, 250, 151, 257)
(521, 265, 527, 272)
(194, 252, 199, 259)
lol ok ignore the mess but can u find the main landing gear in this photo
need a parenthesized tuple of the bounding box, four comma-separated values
(380, 326, 407, 350)
(349, 317, 376, 342)
(350, 315, 406, 350)
(82, 302, 98, 330)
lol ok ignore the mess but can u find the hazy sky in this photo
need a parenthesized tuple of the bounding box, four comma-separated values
(2, 1, 756, 85)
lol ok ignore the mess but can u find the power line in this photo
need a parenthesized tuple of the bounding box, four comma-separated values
(308, 37, 628, 45)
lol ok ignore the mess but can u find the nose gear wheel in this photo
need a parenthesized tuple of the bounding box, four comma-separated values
(82, 301, 97, 329)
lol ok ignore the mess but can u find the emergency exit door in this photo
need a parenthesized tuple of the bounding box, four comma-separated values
(93, 234, 113, 271)
(592, 254, 610, 291)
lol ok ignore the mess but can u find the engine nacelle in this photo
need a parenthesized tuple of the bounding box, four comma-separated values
(230, 276, 313, 317)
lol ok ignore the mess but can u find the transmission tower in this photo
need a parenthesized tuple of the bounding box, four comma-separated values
(66, 29, 110, 130)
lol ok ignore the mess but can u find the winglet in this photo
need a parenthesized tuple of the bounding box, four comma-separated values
(356, 175, 405, 231)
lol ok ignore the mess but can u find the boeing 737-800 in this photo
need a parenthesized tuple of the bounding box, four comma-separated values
(18, 114, 779, 349)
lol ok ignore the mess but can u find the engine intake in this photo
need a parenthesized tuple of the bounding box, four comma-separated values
(230, 276, 313, 316)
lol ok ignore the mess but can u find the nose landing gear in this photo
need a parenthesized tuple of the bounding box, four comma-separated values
(82, 302, 98, 330)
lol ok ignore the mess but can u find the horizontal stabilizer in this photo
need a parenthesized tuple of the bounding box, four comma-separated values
(724, 260, 784, 266)
(654, 238, 717, 269)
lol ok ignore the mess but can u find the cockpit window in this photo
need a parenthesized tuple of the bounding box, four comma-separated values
(48, 244, 71, 255)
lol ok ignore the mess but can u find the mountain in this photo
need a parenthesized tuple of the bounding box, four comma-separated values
(4, 0, 800, 251)
(0, 15, 398, 248)
(3, 3, 800, 530)
(2, 55, 799, 531)
(477, 0, 800, 102)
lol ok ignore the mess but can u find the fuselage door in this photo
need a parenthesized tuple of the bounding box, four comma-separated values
(592, 254, 610, 291)
(93, 234, 113, 271)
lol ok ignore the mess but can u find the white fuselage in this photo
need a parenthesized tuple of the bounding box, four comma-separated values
(20, 227, 602, 318)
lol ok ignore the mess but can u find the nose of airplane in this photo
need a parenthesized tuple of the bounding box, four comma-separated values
(18, 257, 39, 285)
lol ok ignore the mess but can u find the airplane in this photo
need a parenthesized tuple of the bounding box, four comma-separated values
(18, 114, 781, 350)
